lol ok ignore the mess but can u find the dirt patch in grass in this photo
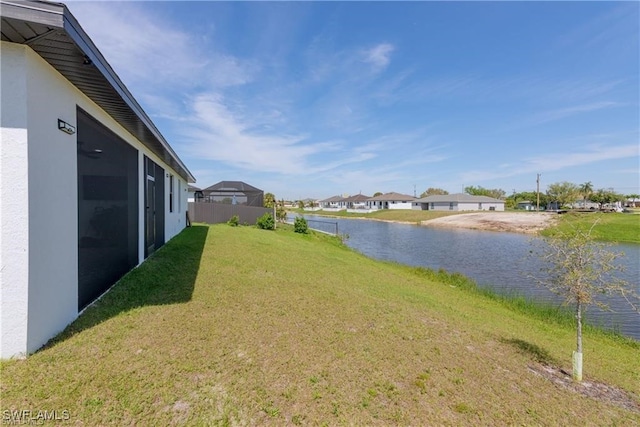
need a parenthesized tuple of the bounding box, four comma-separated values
(528, 364, 640, 414)
(422, 212, 557, 234)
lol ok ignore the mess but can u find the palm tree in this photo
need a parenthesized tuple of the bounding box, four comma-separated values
(578, 181, 593, 208)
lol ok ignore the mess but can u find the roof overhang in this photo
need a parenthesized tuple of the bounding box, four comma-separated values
(1, 0, 195, 183)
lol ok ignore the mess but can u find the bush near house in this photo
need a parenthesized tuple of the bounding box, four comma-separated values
(227, 215, 239, 227)
(256, 213, 275, 230)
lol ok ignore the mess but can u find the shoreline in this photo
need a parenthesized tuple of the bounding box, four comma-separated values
(419, 212, 558, 234)
(292, 211, 558, 235)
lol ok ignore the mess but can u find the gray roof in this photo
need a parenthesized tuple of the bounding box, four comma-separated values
(368, 192, 416, 202)
(1, 0, 195, 183)
(342, 194, 371, 203)
(202, 181, 262, 193)
(319, 195, 344, 203)
(414, 193, 505, 203)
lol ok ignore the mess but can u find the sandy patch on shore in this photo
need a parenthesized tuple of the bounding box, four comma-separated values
(421, 212, 558, 234)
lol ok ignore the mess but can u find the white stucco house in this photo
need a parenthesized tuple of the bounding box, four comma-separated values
(516, 201, 535, 211)
(0, 0, 195, 358)
(412, 194, 505, 211)
(319, 195, 345, 211)
(366, 192, 416, 210)
(343, 194, 371, 212)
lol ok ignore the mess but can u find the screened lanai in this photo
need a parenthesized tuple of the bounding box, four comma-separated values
(200, 181, 264, 207)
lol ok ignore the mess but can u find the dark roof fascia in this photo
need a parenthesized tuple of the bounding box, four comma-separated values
(202, 181, 263, 193)
(1, 0, 196, 183)
(60, 4, 195, 183)
(0, 0, 62, 26)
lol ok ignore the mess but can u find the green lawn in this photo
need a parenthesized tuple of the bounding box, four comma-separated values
(1, 224, 638, 425)
(541, 212, 640, 244)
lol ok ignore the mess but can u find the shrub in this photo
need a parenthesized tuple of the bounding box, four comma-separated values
(294, 216, 309, 234)
(227, 215, 239, 227)
(256, 213, 275, 230)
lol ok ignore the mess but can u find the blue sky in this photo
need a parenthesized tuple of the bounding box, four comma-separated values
(67, 1, 639, 200)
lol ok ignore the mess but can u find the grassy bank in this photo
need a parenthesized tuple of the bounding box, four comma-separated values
(541, 212, 640, 244)
(1, 225, 638, 425)
(289, 208, 458, 224)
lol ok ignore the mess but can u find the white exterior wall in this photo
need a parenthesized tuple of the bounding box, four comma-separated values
(429, 202, 456, 211)
(422, 201, 505, 212)
(1, 43, 78, 358)
(387, 201, 413, 210)
(25, 45, 80, 355)
(0, 42, 189, 358)
(367, 200, 412, 210)
(1, 43, 31, 358)
(164, 174, 188, 241)
(466, 202, 504, 212)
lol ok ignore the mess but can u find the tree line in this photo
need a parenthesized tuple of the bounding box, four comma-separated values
(264, 183, 638, 211)
(418, 182, 637, 210)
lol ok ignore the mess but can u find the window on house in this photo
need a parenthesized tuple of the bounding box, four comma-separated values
(449, 202, 454, 210)
(177, 180, 181, 213)
(169, 175, 174, 213)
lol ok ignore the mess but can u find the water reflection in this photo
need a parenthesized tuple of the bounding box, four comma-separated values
(301, 215, 639, 340)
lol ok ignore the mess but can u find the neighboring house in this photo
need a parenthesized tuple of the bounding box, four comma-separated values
(570, 200, 599, 210)
(201, 181, 263, 207)
(343, 194, 371, 211)
(1, 1, 195, 358)
(187, 185, 203, 203)
(367, 192, 416, 210)
(413, 194, 505, 211)
(301, 198, 321, 211)
(319, 195, 345, 210)
(516, 201, 535, 211)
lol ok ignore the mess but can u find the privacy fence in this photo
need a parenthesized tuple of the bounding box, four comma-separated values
(188, 202, 271, 225)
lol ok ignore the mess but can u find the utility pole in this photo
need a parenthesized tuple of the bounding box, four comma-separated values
(413, 184, 416, 198)
(536, 173, 541, 211)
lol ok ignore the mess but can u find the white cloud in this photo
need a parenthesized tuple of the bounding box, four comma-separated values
(459, 143, 639, 183)
(181, 94, 377, 175)
(67, 2, 254, 92)
(529, 101, 622, 125)
(363, 43, 395, 71)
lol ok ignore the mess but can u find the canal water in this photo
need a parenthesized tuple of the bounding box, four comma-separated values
(299, 215, 640, 340)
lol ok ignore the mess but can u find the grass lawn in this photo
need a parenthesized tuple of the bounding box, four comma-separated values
(1, 224, 638, 425)
(541, 212, 640, 244)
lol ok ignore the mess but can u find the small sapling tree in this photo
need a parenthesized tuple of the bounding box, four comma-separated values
(227, 215, 239, 227)
(534, 216, 638, 382)
(276, 199, 287, 223)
